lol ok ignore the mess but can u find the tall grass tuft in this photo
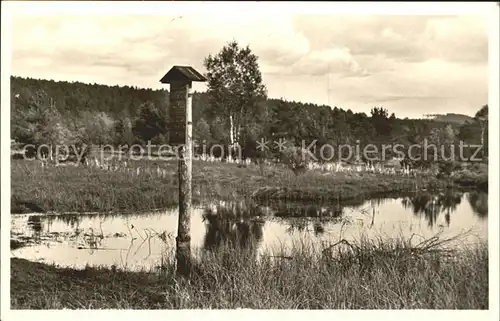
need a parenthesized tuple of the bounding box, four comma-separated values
(11, 234, 488, 309)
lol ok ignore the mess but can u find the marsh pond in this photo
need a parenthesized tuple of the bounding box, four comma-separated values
(11, 190, 488, 271)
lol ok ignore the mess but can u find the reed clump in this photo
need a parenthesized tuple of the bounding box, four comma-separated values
(11, 233, 488, 309)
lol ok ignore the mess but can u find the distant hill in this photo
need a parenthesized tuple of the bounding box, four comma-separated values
(424, 113, 474, 125)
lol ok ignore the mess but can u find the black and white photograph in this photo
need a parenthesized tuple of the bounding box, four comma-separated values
(1, 1, 498, 318)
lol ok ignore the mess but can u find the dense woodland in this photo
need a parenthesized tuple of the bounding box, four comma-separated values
(10, 66, 488, 163)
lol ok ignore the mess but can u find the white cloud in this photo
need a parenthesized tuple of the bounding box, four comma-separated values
(274, 46, 368, 78)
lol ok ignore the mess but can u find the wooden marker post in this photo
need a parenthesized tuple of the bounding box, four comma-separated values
(160, 66, 206, 276)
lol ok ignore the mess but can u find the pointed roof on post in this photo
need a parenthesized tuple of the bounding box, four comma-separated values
(160, 65, 207, 84)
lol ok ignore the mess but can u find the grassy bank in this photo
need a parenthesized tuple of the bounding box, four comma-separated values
(11, 236, 488, 309)
(11, 159, 486, 214)
(451, 163, 489, 191)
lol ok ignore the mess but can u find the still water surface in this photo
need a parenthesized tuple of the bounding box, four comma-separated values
(11, 191, 488, 271)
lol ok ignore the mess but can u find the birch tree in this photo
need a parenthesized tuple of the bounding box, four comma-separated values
(204, 41, 267, 158)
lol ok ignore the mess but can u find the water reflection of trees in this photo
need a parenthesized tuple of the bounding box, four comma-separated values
(27, 215, 42, 240)
(202, 201, 265, 253)
(467, 191, 488, 218)
(272, 202, 345, 235)
(280, 218, 330, 236)
(201, 200, 351, 250)
(44, 214, 112, 237)
(204, 196, 397, 239)
(401, 191, 463, 227)
(273, 203, 344, 219)
(47, 214, 84, 229)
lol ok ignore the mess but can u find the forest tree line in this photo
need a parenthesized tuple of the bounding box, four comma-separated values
(10, 42, 488, 163)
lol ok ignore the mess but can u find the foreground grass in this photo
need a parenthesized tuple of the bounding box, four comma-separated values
(11, 237, 488, 309)
(11, 158, 473, 214)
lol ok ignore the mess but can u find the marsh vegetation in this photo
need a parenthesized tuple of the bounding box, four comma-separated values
(9, 39, 489, 310)
(10, 156, 489, 309)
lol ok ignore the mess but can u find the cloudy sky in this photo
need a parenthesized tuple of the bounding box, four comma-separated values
(8, 6, 490, 119)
